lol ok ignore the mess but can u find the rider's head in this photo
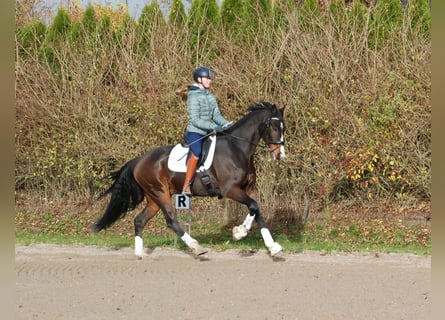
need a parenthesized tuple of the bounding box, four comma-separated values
(193, 66, 214, 88)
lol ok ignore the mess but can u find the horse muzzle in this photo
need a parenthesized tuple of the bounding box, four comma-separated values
(268, 143, 286, 160)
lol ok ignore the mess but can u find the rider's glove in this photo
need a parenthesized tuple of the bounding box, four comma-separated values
(214, 125, 224, 133)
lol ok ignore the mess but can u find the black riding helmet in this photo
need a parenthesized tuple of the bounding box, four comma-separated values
(193, 66, 214, 82)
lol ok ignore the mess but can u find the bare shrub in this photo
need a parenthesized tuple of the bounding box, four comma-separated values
(15, 1, 430, 225)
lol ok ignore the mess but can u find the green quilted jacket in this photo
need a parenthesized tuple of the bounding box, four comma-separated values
(186, 85, 230, 135)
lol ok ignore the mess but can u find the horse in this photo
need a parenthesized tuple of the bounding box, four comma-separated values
(92, 101, 286, 257)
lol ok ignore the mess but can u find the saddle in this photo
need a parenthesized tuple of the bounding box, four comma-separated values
(168, 135, 221, 198)
(167, 135, 216, 173)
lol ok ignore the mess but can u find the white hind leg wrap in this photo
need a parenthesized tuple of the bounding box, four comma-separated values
(135, 236, 144, 256)
(181, 232, 197, 246)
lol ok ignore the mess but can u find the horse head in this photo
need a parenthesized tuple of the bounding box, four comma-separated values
(263, 103, 286, 160)
(252, 102, 286, 160)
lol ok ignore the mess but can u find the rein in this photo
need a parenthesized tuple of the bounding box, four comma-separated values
(184, 111, 285, 157)
(183, 131, 214, 147)
(220, 116, 285, 152)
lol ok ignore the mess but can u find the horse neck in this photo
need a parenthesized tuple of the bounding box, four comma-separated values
(230, 110, 269, 156)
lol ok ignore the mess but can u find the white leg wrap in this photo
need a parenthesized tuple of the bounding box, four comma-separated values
(181, 232, 208, 255)
(269, 242, 283, 256)
(232, 214, 255, 241)
(261, 228, 274, 247)
(181, 232, 196, 246)
(135, 236, 145, 256)
(232, 225, 248, 241)
(242, 214, 255, 230)
(261, 228, 283, 256)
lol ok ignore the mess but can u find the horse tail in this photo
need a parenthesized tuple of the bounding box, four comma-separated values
(92, 156, 144, 233)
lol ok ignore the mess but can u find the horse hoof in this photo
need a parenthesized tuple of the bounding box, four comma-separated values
(135, 251, 148, 258)
(269, 242, 283, 257)
(232, 225, 248, 241)
(189, 241, 208, 256)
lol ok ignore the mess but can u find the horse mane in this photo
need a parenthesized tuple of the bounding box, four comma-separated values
(227, 101, 277, 131)
(247, 101, 277, 113)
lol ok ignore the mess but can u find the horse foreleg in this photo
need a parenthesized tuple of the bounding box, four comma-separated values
(232, 214, 255, 240)
(260, 228, 283, 256)
(232, 187, 257, 240)
(134, 201, 159, 257)
(229, 192, 282, 256)
(255, 213, 283, 256)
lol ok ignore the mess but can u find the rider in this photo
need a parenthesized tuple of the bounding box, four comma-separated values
(182, 66, 231, 196)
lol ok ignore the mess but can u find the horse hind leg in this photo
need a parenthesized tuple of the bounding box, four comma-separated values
(167, 211, 208, 256)
(157, 193, 207, 256)
(134, 200, 160, 257)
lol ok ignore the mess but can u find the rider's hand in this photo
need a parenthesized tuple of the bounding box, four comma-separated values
(214, 125, 224, 133)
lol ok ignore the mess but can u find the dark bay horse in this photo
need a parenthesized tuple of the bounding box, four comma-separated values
(92, 101, 286, 257)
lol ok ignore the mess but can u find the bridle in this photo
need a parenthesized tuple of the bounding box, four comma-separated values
(264, 116, 285, 145)
(215, 114, 285, 158)
(263, 116, 286, 158)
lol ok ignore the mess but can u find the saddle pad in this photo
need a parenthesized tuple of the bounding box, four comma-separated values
(167, 135, 216, 173)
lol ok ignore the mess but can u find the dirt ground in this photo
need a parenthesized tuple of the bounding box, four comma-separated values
(15, 244, 431, 320)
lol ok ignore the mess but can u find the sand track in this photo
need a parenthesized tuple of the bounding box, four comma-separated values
(16, 244, 431, 320)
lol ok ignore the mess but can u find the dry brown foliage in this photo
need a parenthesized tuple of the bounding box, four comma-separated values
(15, 0, 431, 227)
